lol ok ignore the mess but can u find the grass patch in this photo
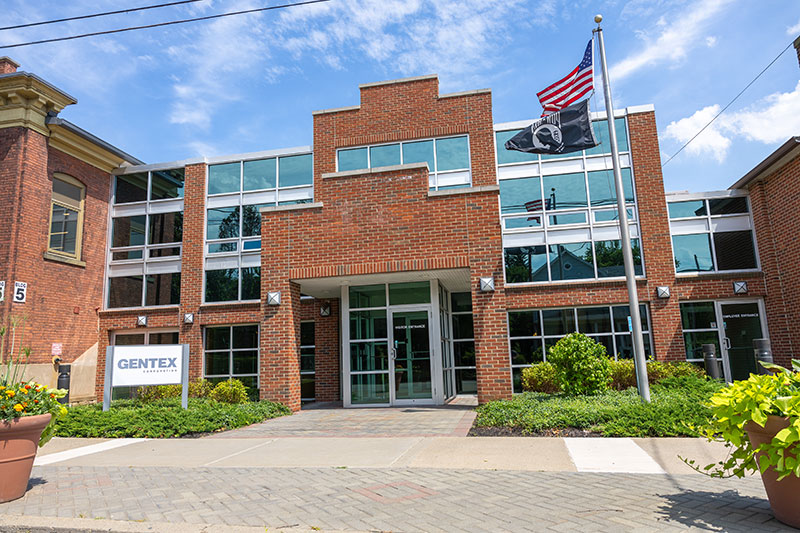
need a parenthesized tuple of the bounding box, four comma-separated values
(474, 376, 724, 437)
(55, 398, 291, 438)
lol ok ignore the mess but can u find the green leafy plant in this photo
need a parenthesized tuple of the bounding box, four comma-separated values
(546, 333, 612, 395)
(475, 375, 721, 436)
(209, 379, 249, 404)
(0, 317, 68, 446)
(608, 359, 706, 390)
(521, 362, 559, 393)
(685, 360, 800, 480)
(137, 380, 214, 402)
(55, 398, 290, 438)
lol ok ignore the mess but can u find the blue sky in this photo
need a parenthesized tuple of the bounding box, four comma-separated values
(2, 0, 799, 192)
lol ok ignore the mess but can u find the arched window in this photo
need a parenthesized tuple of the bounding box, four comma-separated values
(48, 174, 85, 260)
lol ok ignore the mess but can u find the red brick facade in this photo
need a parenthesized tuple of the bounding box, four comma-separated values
(0, 126, 112, 366)
(5, 60, 794, 410)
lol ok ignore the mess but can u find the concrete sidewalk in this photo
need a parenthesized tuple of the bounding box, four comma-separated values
(35, 435, 730, 474)
(0, 434, 786, 532)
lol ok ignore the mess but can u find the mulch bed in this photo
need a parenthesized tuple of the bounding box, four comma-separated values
(468, 426, 602, 437)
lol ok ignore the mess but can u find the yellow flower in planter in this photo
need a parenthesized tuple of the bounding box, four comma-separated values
(5, 390, 15, 397)
(13, 404, 23, 412)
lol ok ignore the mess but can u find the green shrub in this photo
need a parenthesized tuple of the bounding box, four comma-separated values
(547, 333, 612, 395)
(474, 375, 724, 437)
(608, 359, 707, 390)
(137, 380, 214, 402)
(208, 379, 248, 404)
(521, 362, 560, 393)
(55, 398, 290, 438)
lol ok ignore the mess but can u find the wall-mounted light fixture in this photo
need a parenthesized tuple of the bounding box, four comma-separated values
(320, 303, 331, 316)
(479, 277, 495, 292)
(267, 291, 281, 306)
(136, 315, 148, 327)
(733, 281, 748, 294)
(183, 313, 194, 324)
(656, 286, 671, 299)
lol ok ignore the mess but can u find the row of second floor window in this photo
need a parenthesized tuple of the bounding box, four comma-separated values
(667, 196, 758, 273)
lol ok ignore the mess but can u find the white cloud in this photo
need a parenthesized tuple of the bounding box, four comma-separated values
(705, 36, 717, 47)
(663, 81, 800, 162)
(788, 18, 800, 36)
(663, 105, 730, 162)
(610, 0, 732, 80)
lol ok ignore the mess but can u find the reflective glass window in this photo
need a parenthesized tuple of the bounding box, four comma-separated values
(207, 207, 240, 240)
(148, 211, 183, 245)
(709, 197, 748, 215)
(208, 162, 240, 194)
(668, 200, 706, 218)
(243, 158, 276, 191)
(588, 168, 634, 206)
(108, 276, 143, 308)
(150, 169, 184, 200)
(279, 154, 313, 187)
(435, 136, 469, 171)
(402, 140, 435, 171)
(504, 246, 549, 283)
(205, 268, 239, 302)
(388, 281, 430, 305)
(338, 147, 368, 172)
(500, 176, 541, 215)
(549, 242, 593, 281)
(112, 215, 146, 248)
(145, 272, 180, 306)
(115, 173, 148, 203)
(672, 234, 714, 272)
(369, 144, 401, 168)
(349, 284, 386, 308)
(595, 239, 642, 278)
(543, 172, 587, 209)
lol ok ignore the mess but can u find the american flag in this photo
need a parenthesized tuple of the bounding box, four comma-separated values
(537, 40, 594, 116)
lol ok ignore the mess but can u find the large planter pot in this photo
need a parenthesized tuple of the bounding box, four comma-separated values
(0, 413, 51, 503)
(745, 416, 800, 529)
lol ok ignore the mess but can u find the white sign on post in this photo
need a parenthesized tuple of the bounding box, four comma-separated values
(12, 281, 27, 303)
(0, 281, 5, 302)
(103, 344, 190, 411)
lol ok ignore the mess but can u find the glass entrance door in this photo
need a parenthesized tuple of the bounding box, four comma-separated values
(391, 309, 433, 404)
(718, 301, 764, 381)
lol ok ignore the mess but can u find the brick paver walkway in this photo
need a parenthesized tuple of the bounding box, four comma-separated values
(212, 403, 477, 438)
(3, 465, 790, 532)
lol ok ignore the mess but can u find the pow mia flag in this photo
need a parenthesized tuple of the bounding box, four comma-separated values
(504, 99, 598, 155)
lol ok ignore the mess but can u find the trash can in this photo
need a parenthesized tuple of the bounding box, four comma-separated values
(702, 344, 722, 380)
(57, 364, 70, 404)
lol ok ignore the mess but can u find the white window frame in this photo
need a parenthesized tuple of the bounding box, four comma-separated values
(495, 115, 644, 286)
(105, 168, 184, 310)
(667, 190, 760, 276)
(334, 135, 472, 191)
(203, 148, 313, 304)
(507, 304, 653, 393)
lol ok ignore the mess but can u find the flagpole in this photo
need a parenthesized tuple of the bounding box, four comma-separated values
(593, 14, 651, 402)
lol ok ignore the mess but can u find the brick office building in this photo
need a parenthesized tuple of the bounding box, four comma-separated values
(2, 56, 796, 411)
(0, 57, 142, 401)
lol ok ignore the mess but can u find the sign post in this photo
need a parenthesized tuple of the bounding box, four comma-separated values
(103, 344, 190, 411)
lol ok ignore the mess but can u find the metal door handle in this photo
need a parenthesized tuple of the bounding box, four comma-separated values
(723, 337, 731, 350)
(391, 348, 397, 360)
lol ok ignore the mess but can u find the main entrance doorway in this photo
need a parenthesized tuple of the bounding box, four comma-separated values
(343, 280, 448, 407)
(391, 309, 433, 404)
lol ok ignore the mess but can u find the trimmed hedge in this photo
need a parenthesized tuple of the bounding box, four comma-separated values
(55, 398, 290, 438)
(546, 333, 612, 395)
(522, 359, 706, 393)
(475, 375, 723, 437)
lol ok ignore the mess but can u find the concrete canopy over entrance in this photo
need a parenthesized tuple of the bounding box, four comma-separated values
(295, 268, 471, 299)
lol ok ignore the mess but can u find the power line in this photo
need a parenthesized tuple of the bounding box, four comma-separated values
(0, 0, 333, 50)
(0, 1, 203, 32)
(663, 39, 794, 166)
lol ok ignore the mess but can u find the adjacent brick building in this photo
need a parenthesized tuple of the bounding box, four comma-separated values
(2, 57, 797, 411)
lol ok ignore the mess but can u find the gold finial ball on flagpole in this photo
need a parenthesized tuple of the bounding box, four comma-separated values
(594, 14, 603, 23)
